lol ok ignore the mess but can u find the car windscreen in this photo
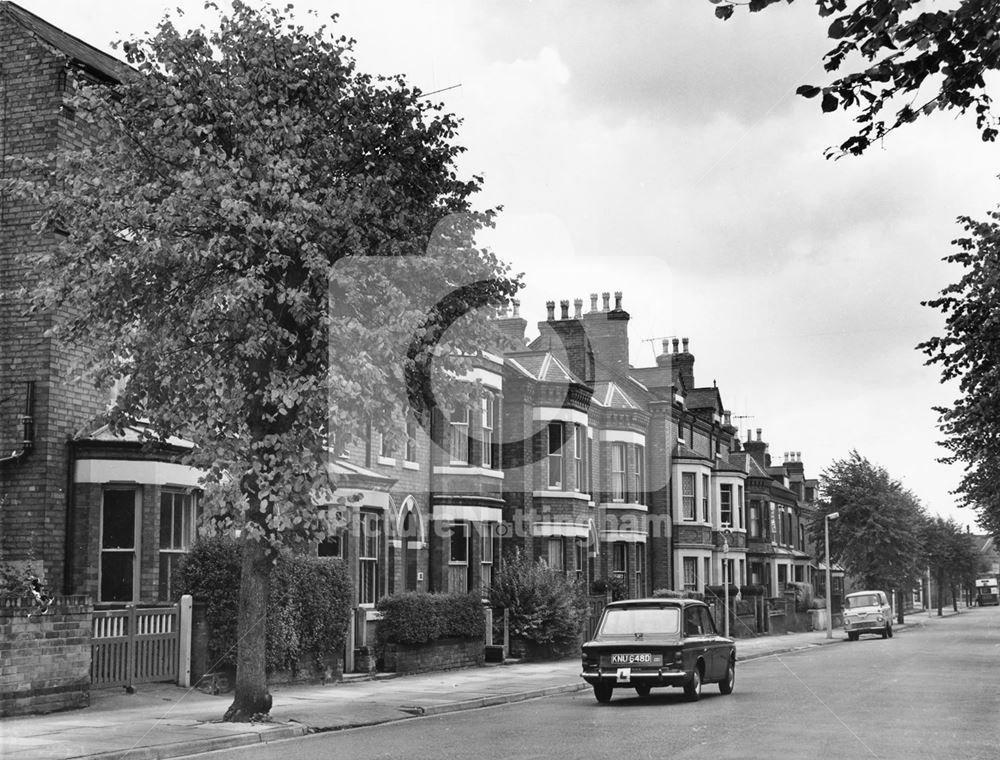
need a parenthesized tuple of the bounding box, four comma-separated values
(598, 607, 680, 635)
(846, 594, 880, 608)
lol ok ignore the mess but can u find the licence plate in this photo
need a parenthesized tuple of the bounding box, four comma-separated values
(601, 653, 662, 667)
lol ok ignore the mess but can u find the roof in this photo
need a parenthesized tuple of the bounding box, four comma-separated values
(1, 2, 134, 82)
(745, 456, 771, 479)
(591, 381, 641, 410)
(505, 352, 584, 385)
(672, 443, 708, 460)
(685, 387, 722, 412)
(76, 421, 194, 450)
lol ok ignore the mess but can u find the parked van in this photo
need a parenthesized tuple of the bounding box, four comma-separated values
(842, 590, 892, 640)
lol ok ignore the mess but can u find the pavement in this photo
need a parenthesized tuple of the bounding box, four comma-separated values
(0, 608, 967, 760)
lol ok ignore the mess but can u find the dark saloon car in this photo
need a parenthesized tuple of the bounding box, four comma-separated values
(581, 598, 736, 703)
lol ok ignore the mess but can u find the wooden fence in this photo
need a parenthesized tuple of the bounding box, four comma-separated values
(91, 598, 192, 689)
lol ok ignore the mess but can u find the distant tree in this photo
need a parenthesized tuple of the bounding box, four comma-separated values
(711, 0, 1000, 156)
(813, 452, 925, 606)
(921, 516, 979, 613)
(3, 2, 517, 721)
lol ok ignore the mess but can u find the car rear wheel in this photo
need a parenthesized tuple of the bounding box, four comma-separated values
(593, 684, 613, 703)
(887, 624, 893, 638)
(634, 685, 651, 699)
(719, 658, 735, 695)
(684, 664, 702, 702)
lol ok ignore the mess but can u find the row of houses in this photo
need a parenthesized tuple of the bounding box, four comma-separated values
(0, 2, 836, 662)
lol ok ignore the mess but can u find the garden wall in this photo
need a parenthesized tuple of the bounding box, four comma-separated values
(0, 595, 92, 717)
(383, 637, 484, 674)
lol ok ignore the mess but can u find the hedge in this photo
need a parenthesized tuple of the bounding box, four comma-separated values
(375, 592, 485, 647)
(177, 536, 352, 675)
(489, 548, 589, 656)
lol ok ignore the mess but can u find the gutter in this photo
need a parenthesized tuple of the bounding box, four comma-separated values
(0, 380, 35, 465)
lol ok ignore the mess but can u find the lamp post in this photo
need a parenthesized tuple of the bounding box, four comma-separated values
(825, 512, 840, 639)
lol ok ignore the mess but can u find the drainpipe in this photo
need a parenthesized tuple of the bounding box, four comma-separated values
(0, 381, 35, 465)
(63, 437, 78, 595)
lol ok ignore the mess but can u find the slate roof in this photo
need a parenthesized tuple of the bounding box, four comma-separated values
(77, 421, 194, 450)
(2, 2, 134, 82)
(685, 387, 722, 412)
(591, 381, 641, 410)
(506, 352, 583, 385)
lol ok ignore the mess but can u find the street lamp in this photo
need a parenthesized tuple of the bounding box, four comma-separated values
(825, 512, 840, 639)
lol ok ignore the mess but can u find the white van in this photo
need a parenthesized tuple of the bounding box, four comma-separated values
(842, 590, 893, 640)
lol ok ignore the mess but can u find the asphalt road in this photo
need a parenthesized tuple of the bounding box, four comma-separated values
(202, 607, 1000, 760)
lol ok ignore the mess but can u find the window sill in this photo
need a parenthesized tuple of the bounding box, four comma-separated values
(376, 456, 396, 466)
(402, 460, 419, 470)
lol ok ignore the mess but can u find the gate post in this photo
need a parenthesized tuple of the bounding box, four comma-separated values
(126, 604, 136, 692)
(178, 595, 193, 687)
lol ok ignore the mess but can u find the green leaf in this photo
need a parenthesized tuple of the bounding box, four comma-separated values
(821, 91, 839, 112)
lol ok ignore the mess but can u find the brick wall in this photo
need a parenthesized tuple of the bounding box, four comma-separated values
(0, 595, 92, 716)
(384, 636, 484, 674)
(0, 11, 111, 592)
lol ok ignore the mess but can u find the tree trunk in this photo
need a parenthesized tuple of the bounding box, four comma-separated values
(895, 588, 905, 625)
(224, 538, 273, 722)
(951, 583, 959, 612)
(936, 572, 944, 617)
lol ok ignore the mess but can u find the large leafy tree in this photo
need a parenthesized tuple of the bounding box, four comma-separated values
(920, 215, 1000, 538)
(812, 452, 925, 596)
(5, 2, 517, 720)
(712, 0, 1000, 156)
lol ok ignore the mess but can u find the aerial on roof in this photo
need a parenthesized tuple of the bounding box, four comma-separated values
(1, 1, 133, 82)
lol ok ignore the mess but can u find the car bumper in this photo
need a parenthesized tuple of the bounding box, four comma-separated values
(843, 621, 885, 632)
(581, 669, 689, 686)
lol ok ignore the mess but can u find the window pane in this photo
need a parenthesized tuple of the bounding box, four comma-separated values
(548, 422, 563, 487)
(450, 523, 468, 563)
(101, 552, 134, 602)
(103, 490, 135, 549)
(681, 473, 695, 520)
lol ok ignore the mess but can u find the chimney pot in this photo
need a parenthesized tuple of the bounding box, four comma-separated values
(682, 337, 690, 353)
(672, 338, 680, 353)
(573, 298, 583, 319)
(661, 339, 670, 354)
(724, 411, 731, 426)
(614, 291, 622, 310)
(545, 301, 555, 321)
(590, 293, 599, 312)
(512, 299, 520, 318)
(602, 292, 611, 311)
(746, 429, 752, 443)
(756, 428, 762, 441)
(560, 299, 570, 320)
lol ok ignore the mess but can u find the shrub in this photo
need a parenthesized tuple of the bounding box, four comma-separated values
(590, 576, 627, 601)
(376, 591, 485, 648)
(489, 548, 588, 656)
(178, 537, 352, 675)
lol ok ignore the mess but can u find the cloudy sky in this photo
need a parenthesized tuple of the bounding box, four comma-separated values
(19, 0, 998, 529)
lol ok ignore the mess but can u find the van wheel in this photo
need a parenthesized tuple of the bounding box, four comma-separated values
(719, 658, 735, 695)
(634, 685, 651, 699)
(847, 632, 858, 641)
(684, 664, 702, 702)
(593, 684, 613, 703)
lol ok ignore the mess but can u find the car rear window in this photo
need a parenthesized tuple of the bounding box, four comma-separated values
(598, 607, 680, 635)
(846, 594, 880, 608)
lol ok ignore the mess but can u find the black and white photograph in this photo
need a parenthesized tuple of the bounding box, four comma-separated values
(2, 2, 999, 758)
